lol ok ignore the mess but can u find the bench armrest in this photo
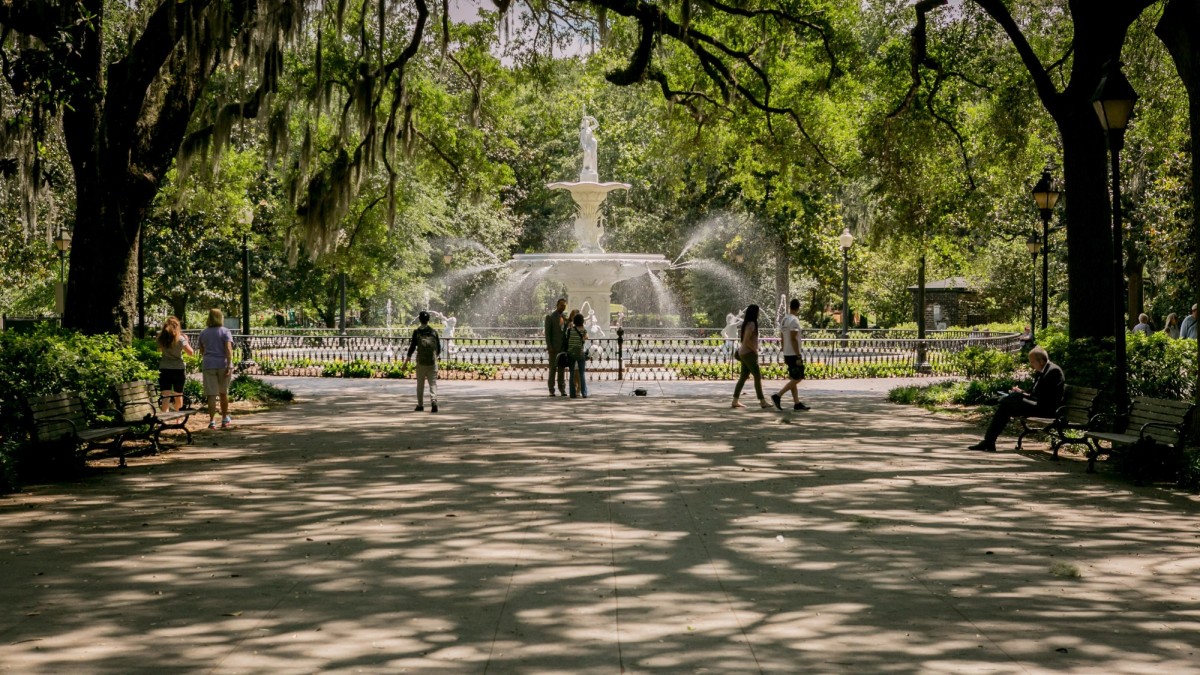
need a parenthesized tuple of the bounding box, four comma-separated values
(1139, 421, 1184, 439)
(1088, 412, 1113, 431)
(33, 415, 80, 436)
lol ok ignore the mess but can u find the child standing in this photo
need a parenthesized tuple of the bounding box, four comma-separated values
(404, 311, 441, 412)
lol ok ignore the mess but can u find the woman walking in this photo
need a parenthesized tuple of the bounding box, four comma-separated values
(1164, 312, 1181, 339)
(197, 308, 235, 429)
(156, 316, 194, 412)
(732, 304, 771, 409)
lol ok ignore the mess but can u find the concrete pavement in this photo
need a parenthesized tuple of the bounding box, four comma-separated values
(2, 377, 1200, 673)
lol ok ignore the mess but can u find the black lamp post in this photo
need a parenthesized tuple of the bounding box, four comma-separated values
(1092, 61, 1138, 412)
(1031, 168, 1061, 331)
(238, 208, 255, 367)
(1026, 233, 1042, 344)
(53, 227, 71, 316)
(838, 227, 854, 339)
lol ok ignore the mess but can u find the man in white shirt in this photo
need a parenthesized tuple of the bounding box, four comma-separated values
(1180, 304, 1199, 339)
(771, 298, 810, 411)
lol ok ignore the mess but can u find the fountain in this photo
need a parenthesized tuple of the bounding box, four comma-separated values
(508, 115, 671, 330)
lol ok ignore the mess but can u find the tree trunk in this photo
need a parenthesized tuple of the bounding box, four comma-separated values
(170, 294, 189, 328)
(774, 247, 789, 309)
(1155, 0, 1200, 399)
(62, 161, 157, 341)
(1058, 117, 1120, 339)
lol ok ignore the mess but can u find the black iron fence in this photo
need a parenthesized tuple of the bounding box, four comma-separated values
(185, 330, 1023, 381)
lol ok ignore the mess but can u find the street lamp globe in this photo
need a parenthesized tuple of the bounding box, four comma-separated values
(838, 227, 854, 251)
(1026, 233, 1042, 257)
(53, 228, 72, 252)
(1031, 169, 1061, 213)
(1091, 63, 1139, 133)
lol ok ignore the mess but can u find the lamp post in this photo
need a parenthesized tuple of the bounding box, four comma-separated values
(442, 252, 453, 313)
(53, 228, 71, 316)
(1031, 168, 1061, 331)
(1092, 60, 1138, 412)
(838, 228, 854, 339)
(1026, 233, 1042, 345)
(238, 208, 255, 367)
(137, 225, 145, 338)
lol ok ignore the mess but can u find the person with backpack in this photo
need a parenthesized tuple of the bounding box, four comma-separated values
(566, 312, 589, 398)
(404, 311, 441, 413)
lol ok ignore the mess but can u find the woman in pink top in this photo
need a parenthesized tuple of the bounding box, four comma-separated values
(732, 304, 770, 409)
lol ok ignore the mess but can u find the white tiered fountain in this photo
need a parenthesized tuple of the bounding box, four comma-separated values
(509, 115, 670, 330)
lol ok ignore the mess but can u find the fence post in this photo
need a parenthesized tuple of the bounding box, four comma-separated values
(617, 327, 624, 381)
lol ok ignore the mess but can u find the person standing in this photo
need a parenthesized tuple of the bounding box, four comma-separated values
(771, 298, 810, 411)
(544, 298, 568, 396)
(156, 316, 194, 412)
(1180, 305, 1198, 339)
(968, 346, 1064, 452)
(197, 308, 234, 429)
(1164, 312, 1181, 339)
(566, 312, 589, 398)
(1132, 313, 1153, 334)
(404, 311, 441, 413)
(732, 304, 771, 409)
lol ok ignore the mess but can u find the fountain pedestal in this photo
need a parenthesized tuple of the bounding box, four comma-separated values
(509, 253, 670, 331)
(509, 115, 671, 331)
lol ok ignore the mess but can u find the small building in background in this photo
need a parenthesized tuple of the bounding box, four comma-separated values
(907, 277, 988, 329)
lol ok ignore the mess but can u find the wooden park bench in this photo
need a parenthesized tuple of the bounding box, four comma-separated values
(113, 380, 195, 452)
(28, 391, 130, 467)
(1016, 385, 1101, 460)
(1083, 396, 1196, 474)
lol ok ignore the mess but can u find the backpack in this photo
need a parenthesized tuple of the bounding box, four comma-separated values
(415, 330, 439, 365)
(567, 326, 586, 359)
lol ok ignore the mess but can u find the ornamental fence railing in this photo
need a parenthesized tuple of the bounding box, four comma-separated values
(185, 330, 1023, 381)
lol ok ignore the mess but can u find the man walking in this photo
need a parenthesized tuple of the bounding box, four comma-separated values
(771, 298, 810, 411)
(1181, 304, 1199, 339)
(404, 311, 441, 413)
(968, 346, 1064, 452)
(544, 298, 568, 396)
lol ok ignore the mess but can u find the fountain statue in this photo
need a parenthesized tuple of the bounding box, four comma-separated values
(719, 310, 744, 357)
(421, 310, 458, 354)
(509, 114, 670, 330)
(580, 116, 599, 182)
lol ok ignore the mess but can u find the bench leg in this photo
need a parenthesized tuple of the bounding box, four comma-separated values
(1085, 438, 1099, 473)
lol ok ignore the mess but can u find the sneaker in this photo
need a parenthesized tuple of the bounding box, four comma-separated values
(207, 420, 218, 430)
(221, 416, 233, 429)
(793, 401, 810, 411)
(771, 394, 783, 410)
(549, 391, 557, 397)
(414, 404, 424, 412)
(430, 403, 438, 413)
(968, 441, 997, 452)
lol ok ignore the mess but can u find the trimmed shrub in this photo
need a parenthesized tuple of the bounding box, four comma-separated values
(0, 329, 154, 489)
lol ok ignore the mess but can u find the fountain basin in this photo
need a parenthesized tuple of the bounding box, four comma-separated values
(510, 253, 670, 329)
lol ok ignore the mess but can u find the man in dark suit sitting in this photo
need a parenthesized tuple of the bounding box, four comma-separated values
(968, 346, 1065, 452)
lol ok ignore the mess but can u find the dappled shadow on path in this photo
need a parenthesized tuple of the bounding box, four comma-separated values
(2, 387, 1200, 673)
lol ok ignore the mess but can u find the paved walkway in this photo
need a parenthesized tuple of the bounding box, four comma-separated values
(3, 378, 1200, 674)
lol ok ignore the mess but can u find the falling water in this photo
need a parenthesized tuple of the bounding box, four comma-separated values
(430, 262, 507, 288)
(673, 212, 737, 264)
(775, 293, 787, 331)
(645, 269, 681, 319)
(467, 266, 554, 327)
(435, 237, 503, 263)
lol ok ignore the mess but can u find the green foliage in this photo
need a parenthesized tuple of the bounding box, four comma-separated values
(315, 359, 498, 379)
(887, 374, 1032, 408)
(668, 359, 956, 380)
(228, 375, 294, 403)
(0, 329, 154, 490)
(953, 346, 1018, 380)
